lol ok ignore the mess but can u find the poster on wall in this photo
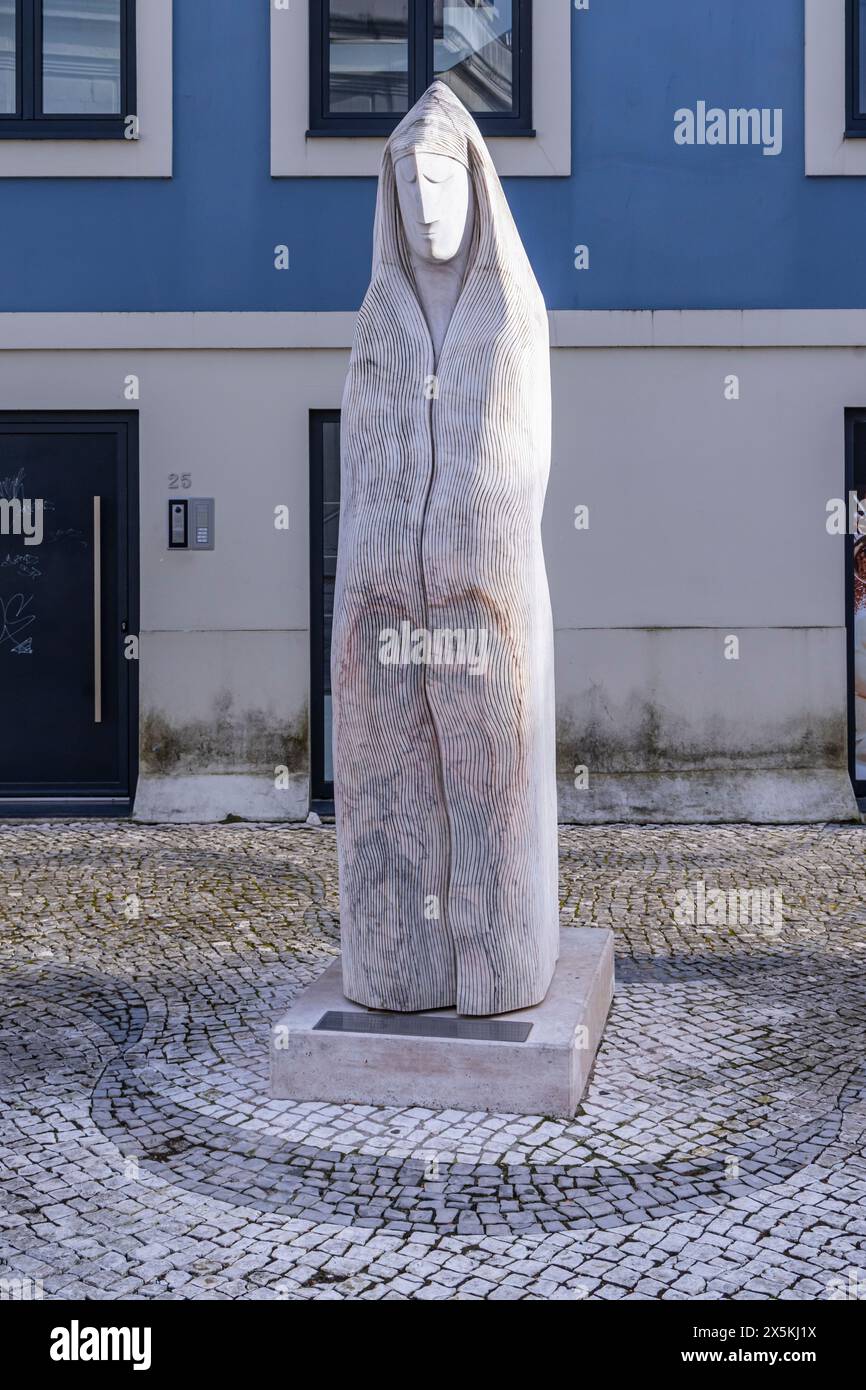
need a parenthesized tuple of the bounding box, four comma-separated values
(854, 489, 866, 786)
(849, 414, 866, 795)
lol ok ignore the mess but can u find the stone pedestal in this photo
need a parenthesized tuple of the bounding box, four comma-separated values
(270, 928, 614, 1118)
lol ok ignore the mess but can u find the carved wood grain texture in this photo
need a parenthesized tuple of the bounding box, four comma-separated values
(332, 85, 559, 1016)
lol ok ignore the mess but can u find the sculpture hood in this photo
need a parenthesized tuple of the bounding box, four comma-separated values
(370, 81, 543, 328)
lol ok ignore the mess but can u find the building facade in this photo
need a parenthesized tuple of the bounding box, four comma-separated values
(0, 0, 864, 823)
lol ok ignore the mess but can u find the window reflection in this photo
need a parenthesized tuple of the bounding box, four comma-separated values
(329, 0, 409, 115)
(434, 0, 514, 115)
(42, 0, 122, 116)
(0, 0, 15, 115)
(321, 421, 341, 785)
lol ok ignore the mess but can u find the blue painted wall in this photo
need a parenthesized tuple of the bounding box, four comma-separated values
(0, 1, 862, 312)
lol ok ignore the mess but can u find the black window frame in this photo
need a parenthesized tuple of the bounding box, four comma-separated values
(0, 0, 136, 139)
(847, 0, 866, 135)
(310, 409, 340, 812)
(309, 0, 533, 138)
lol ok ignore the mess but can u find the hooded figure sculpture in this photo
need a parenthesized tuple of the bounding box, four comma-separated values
(332, 83, 559, 1017)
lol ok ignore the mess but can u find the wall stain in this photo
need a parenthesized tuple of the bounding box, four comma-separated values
(141, 691, 308, 776)
(557, 701, 846, 776)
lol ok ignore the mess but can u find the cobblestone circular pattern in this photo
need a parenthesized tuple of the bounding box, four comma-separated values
(1, 821, 865, 1300)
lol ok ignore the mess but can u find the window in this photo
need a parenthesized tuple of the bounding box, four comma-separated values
(310, 0, 532, 137)
(0, 0, 135, 138)
(310, 410, 341, 808)
(806, 0, 866, 174)
(848, 0, 866, 134)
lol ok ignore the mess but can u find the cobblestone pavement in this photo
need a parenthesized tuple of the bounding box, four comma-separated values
(1, 821, 865, 1301)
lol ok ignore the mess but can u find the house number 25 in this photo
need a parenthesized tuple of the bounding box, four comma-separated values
(168, 473, 192, 489)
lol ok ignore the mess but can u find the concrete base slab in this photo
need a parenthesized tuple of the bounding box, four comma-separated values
(133, 772, 307, 823)
(270, 928, 614, 1117)
(556, 769, 859, 824)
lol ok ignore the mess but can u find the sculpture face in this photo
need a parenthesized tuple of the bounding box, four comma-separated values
(394, 150, 472, 264)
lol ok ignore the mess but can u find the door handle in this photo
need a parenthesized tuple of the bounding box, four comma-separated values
(93, 496, 102, 724)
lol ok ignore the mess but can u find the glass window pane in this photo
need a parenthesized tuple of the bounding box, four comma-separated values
(434, 0, 514, 115)
(320, 421, 341, 787)
(324, 694, 334, 783)
(860, 1, 866, 115)
(328, 0, 409, 115)
(322, 421, 341, 575)
(0, 0, 15, 115)
(42, 0, 122, 115)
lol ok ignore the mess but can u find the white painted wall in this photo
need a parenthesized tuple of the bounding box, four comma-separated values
(549, 345, 855, 820)
(0, 331, 857, 822)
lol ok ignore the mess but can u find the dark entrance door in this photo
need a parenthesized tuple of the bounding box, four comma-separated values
(310, 410, 341, 811)
(0, 413, 138, 815)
